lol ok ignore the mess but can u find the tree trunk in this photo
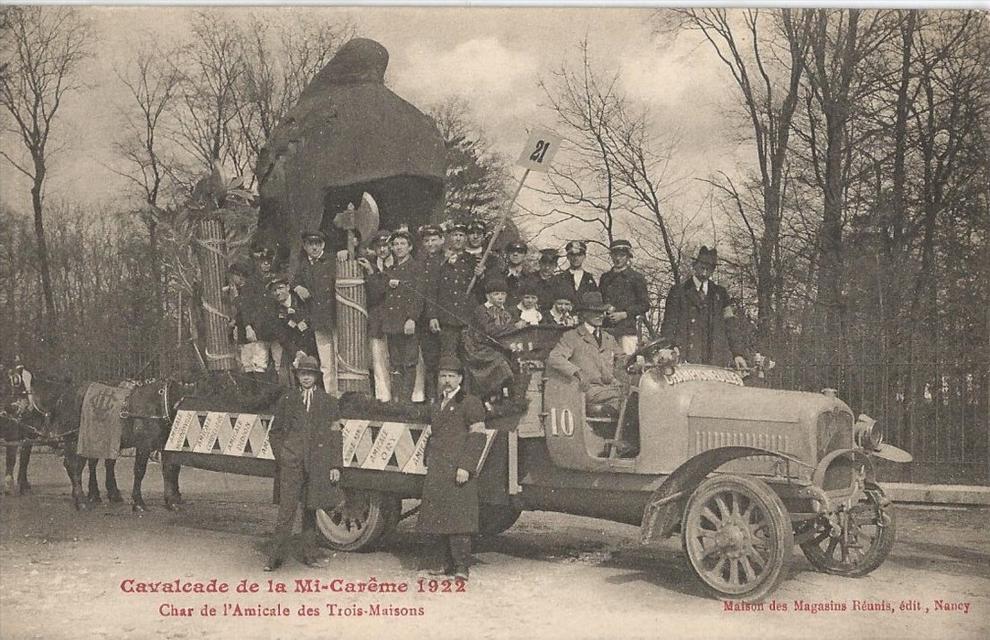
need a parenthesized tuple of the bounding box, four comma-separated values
(30, 173, 58, 354)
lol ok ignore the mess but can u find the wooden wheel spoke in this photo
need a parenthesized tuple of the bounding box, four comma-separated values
(714, 495, 732, 519)
(746, 546, 768, 567)
(825, 537, 840, 559)
(728, 557, 740, 585)
(740, 556, 757, 582)
(701, 506, 723, 528)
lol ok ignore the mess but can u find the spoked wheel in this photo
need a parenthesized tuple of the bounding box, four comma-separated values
(800, 482, 895, 577)
(682, 475, 793, 602)
(315, 490, 400, 552)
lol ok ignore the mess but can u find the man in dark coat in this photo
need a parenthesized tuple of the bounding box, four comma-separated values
(600, 239, 651, 355)
(660, 246, 748, 369)
(360, 230, 394, 401)
(417, 224, 446, 401)
(417, 356, 489, 581)
(503, 240, 529, 307)
(294, 230, 339, 395)
(429, 223, 479, 359)
(268, 274, 318, 366)
(554, 240, 598, 305)
(521, 248, 565, 314)
(265, 356, 343, 571)
(381, 229, 425, 401)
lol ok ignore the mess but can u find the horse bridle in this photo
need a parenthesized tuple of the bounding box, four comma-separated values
(118, 379, 185, 423)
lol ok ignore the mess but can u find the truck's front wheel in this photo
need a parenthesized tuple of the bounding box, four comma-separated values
(315, 490, 400, 552)
(681, 475, 793, 602)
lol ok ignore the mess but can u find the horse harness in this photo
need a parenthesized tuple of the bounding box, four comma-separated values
(118, 379, 185, 423)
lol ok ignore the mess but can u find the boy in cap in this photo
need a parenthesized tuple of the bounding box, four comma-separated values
(547, 295, 578, 327)
(660, 246, 747, 369)
(417, 355, 489, 581)
(268, 274, 318, 369)
(521, 248, 565, 315)
(417, 224, 446, 401)
(293, 230, 338, 395)
(265, 355, 343, 571)
(555, 240, 599, 305)
(380, 229, 424, 401)
(600, 239, 650, 355)
(514, 280, 543, 326)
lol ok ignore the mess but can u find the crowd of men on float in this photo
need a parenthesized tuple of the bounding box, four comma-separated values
(226, 217, 749, 403)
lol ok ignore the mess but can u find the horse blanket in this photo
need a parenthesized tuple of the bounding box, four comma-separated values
(77, 383, 130, 460)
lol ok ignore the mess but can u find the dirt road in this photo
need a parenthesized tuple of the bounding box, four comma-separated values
(2, 452, 988, 639)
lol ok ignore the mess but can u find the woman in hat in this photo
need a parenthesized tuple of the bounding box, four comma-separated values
(462, 277, 526, 400)
(417, 355, 488, 581)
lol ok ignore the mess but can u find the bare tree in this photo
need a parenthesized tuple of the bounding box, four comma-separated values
(0, 6, 92, 350)
(662, 8, 814, 338)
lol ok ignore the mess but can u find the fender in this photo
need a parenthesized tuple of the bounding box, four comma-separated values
(639, 446, 807, 544)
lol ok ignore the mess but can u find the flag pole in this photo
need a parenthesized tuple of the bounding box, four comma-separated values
(467, 168, 531, 295)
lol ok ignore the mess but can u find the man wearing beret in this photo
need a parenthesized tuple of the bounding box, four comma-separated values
(265, 356, 343, 571)
(418, 356, 489, 581)
(293, 230, 338, 395)
(380, 229, 425, 402)
(554, 240, 599, 306)
(600, 239, 651, 355)
(429, 223, 479, 359)
(660, 246, 748, 369)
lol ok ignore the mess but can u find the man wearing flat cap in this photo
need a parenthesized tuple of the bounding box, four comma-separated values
(502, 240, 529, 307)
(416, 224, 446, 401)
(293, 230, 338, 395)
(660, 246, 747, 369)
(418, 355, 489, 581)
(555, 240, 599, 306)
(600, 239, 651, 355)
(429, 222, 479, 359)
(379, 229, 424, 401)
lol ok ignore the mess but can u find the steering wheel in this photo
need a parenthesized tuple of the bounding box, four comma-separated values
(625, 336, 678, 372)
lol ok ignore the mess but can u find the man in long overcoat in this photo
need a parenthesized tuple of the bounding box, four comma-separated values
(265, 356, 344, 571)
(417, 356, 489, 581)
(660, 246, 748, 369)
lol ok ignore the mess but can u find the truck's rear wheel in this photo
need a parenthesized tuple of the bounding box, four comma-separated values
(315, 490, 400, 552)
(682, 475, 793, 602)
(478, 504, 522, 536)
(800, 483, 895, 577)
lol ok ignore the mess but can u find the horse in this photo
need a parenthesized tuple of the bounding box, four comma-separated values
(1, 370, 65, 496)
(47, 378, 189, 512)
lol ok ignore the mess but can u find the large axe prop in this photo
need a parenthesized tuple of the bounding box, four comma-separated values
(333, 192, 380, 259)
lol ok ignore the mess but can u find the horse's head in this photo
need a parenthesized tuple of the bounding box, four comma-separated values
(28, 374, 74, 438)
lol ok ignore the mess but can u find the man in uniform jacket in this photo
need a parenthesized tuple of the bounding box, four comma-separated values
(380, 230, 425, 401)
(268, 274, 318, 367)
(660, 246, 748, 369)
(265, 356, 343, 571)
(360, 230, 394, 401)
(522, 248, 565, 314)
(417, 224, 446, 401)
(417, 356, 489, 581)
(503, 240, 529, 307)
(293, 230, 338, 395)
(554, 240, 599, 305)
(599, 239, 651, 355)
(429, 223, 479, 359)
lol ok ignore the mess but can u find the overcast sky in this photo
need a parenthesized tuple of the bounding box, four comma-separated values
(0, 6, 747, 257)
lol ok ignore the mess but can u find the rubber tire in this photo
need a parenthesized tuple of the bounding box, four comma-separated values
(478, 504, 522, 536)
(315, 490, 401, 552)
(800, 483, 896, 577)
(681, 474, 793, 602)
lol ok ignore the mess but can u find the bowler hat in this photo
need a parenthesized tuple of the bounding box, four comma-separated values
(294, 355, 322, 375)
(695, 245, 718, 267)
(565, 240, 587, 255)
(576, 291, 609, 312)
(438, 355, 463, 373)
(301, 230, 327, 242)
(609, 239, 633, 255)
(519, 281, 539, 298)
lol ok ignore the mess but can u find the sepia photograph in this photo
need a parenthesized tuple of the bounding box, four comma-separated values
(1, 3, 988, 639)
